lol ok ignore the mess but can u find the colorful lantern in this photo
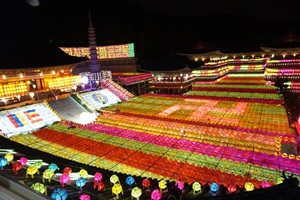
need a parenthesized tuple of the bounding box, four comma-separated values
(48, 163, 59, 172)
(79, 194, 90, 200)
(59, 173, 70, 187)
(31, 182, 47, 194)
(43, 169, 54, 183)
(12, 161, 23, 175)
(151, 189, 162, 200)
(26, 165, 39, 179)
(175, 180, 184, 191)
(131, 186, 142, 200)
(76, 177, 87, 189)
(51, 188, 68, 200)
(34, 161, 43, 169)
(244, 182, 255, 191)
(79, 169, 88, 178)
(261, 180, 272, 188)
(4, 153, 14, 165)
(0, 158, 8, 169)
(227, 182, 236, 193)
(142, 178, 151, 190)
(192, 182, 201, 195)
(210, 182, 219, 193)
(112, 183, 123, 199)
(19, 157, 28, 165)
(110, 174, 119, 185)
(94, 172, 102, 181)
(94, 180, 105, 191)
(158, 180, 167, 192)
(63, 166, 72, 175)
(126, 176, 136, 186)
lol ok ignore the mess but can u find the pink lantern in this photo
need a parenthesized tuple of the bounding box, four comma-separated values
(79, 194, 90, 200)
(60, 173, 70, 187)
(151, 189, 162, 200)
(19, 157, 28, 165)
(94, 172, 103, 181)
(261, 181, 272, 188)
(227, 182, 237, 194)
(175, 180, 184, 191)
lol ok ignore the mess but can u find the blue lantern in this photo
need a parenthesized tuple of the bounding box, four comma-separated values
(0, 158, 8, 169)
(126, 176, 135, 186)
(48, 163, 59, 172)
(76, 177, 87, 189)
(51, 188, 68, 200)
(210, 182, 219, 193)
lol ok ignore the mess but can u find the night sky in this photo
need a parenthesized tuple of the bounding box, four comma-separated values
(1, 0, 300, 61)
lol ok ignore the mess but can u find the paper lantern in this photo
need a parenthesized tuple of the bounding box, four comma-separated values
(76, 177, 87, 189)
(79, 169, 88, 178)
(79, 194, 90, 200)
(126, 176, 135, 186)
(31, 182, 47, 194)
(12, 161, 23, 175)
(175, 180, 184, 191)
(142, 178, 151, 190)
(110, 174, 119, 184)
(192, 182, 201, 194)
(48, 163, 59, 172)
(227, 182, 236, 193)
(261, 181, 272, 188)
(151, 189, 162, 200)
(210, 182, 219, 192)
(94, 172, 102, 181)
(0, 158, 8, 169)
(59, 173, 70, 187)
(43, 169, 54, 183)
(244, 182, 255, 191)
(94, 180, 105, 191)
(158, 180, 167, 192)
(112, 183, 123, 199)
(131, 186, 142, 200)
(51, 188, 68, 200)
(4, 153, 14, 165)
(26, 165, 39, 179)
(19, 157, 28, 165)
(34, 161, 43, 169)
(63, 166, 72, 175)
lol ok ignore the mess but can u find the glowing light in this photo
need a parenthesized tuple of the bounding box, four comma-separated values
(81, 75, 89, 84)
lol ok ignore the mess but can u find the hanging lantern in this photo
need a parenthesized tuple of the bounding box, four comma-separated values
(59, 173, 70, 187)
(31, 182, 47, 194)
(192, 182, 201, 195)
(158, 180, 167, 192)
(94, 172, 102, 181)
(126, 176, 136, 186)
(175, 180, 184, 191)
(0, 158, 8, 169)
(112, 183, 123, 199)
(26, 165, 39, 179)
(48, 163, 59, 172)
(151, 189, 162, 200)
(51, 188, 68, 200)
(19, 157, 28, 165)
(94, 180, 105, 191)
(210, 182, 219, 193)
(79, 194, 90, 200)
(12, 161, 23, 175)
(244, 182, 255, 191)
(131, 186, 142, 200)
(110, 174, 119, 185)
(34, 161, 43, 169)
(142, 178, 151, 190)
(227, 182, 236, 193)
(79, 169, 88, 178)
(43, 169, 54, 183)
(63, 166, 72, 175)
(76, 177, 87, 189)
(4, 153, 14, 165)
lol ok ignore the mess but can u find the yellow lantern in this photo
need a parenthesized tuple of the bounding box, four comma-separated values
(4, 153, 14, 165)
(42, 169, 54, 183)
(158, 180, 167, 192)
(26, 165, 40, 179)
(79, 169, 88, 178)
(112, 183, 123, 199)
(192, 182, 201, 195)
(31, 182, 47, 195)
(110, 174, 119, 185)
(244, 182, 254, 191)
(131, 186, 142, 200)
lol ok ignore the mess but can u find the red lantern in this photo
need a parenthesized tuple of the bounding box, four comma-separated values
(227, 182, 237, 194)
(63, 166, 72, 175)
(142, 178, 151, 190)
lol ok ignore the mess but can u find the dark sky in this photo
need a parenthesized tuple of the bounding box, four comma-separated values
(1, 0, 300, 60)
